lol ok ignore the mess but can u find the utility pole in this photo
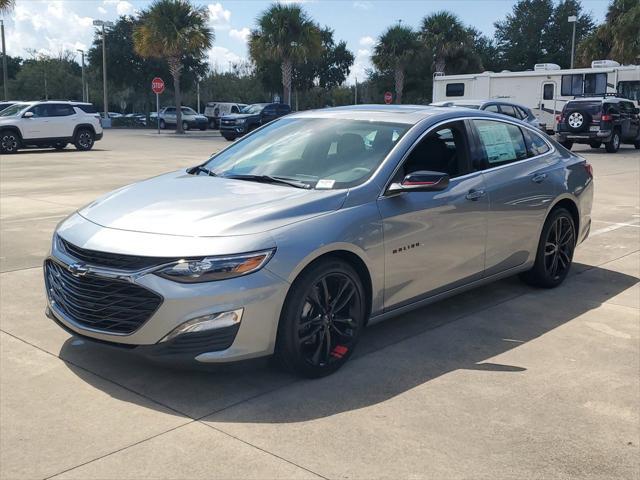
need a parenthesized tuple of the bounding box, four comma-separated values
(354, 76, 358, 105)
(568, 15, 577, 69)
(1, 19, 8, 100)
(196, 79, 201, 113)
(77, 49, 86, 102)
(93, 20, 113, 122)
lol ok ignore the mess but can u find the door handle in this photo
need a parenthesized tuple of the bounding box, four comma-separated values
(465, 189, 486, 201)
(531, 173, 548, 183)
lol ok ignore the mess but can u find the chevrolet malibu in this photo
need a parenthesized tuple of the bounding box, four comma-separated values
(45, 105, 593, 377)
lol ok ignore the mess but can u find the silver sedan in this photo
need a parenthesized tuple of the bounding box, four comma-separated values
(45, 105, 593, 377)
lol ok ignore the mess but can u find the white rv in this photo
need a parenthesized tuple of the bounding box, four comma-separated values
(432, 60, 640, 133)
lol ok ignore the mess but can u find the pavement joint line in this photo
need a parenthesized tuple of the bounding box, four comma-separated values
(197, 421, 329, 480)
(591, 221, 640, 236)
(1, 214, 68, 224)
(1, 265, 43, 275)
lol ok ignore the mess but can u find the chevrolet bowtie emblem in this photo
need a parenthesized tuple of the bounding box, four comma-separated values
(67, 263, 89, 277)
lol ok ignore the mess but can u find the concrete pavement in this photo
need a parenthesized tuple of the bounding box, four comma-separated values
(1, 130, 638, 479)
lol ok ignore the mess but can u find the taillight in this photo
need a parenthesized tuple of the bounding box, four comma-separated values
(601, 114, 612, 121)
(584, 162, 593, 178)
(556, 114, 562, 123)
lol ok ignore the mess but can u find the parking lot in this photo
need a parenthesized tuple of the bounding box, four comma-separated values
(1, 129, 638, 479)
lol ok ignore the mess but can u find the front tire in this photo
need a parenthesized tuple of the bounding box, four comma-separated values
(604, 131, 620, 153)
(159, 119, 166, 130)
(0, 130, 21, 154)
(275, 258, 367, 378)
(589, 141, 601, 149)
(520, 208, 576, 288)
(74, 129, 94, 151)
(182, 121, 189, 131)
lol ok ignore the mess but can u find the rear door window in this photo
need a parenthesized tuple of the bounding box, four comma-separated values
(523, 129, 551, 156)
(484, 104, 500, 113)
(473, 120, 528, 167)
(51, 104, 75, 116)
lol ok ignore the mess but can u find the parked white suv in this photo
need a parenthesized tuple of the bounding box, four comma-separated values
(0, 101, 103, 154)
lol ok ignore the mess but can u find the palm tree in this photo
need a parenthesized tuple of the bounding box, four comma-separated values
(420, 11, 478, 74)
(248, 3, 321, 106)
(133, 0, 213, 133)
(0, 0, 15, 14)
(371, 25, 419, 104)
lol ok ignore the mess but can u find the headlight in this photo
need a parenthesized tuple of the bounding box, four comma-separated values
(155, 249, 274, 283)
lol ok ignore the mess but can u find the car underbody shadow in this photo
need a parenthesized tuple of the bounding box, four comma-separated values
(58, 263, 638, 423)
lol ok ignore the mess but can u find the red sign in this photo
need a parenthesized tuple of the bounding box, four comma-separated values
(384, 91, 393, 104)
(151, 77, 165, 94)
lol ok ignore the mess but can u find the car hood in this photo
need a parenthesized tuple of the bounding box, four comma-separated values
(78, 170, 347, 237)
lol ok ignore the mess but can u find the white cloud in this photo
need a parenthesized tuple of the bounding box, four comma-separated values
(359, 36, 375, 48)
(353, 1, 373, 10)
(347, 47, 373, 85)
(116, 1, 134, 15)
(6, 1, 94, 57)
(229, 27, 251, 43)
(208, 3, 232, 29)
(208, 46, 245, 72)
(98, 6, 107, 14)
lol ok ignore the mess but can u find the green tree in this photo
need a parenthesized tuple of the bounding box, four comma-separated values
(577, 0, 640, 66)
(420, 11, 482, 74)
(371, 25, 419, 104)
(134, 0, 213, 133)
(545, 0, 595, 67)
(10, 51, 81, 100)
(494, 0, 555, 70)
(0, 0, 15, 14)
(248, 3, 322, 106)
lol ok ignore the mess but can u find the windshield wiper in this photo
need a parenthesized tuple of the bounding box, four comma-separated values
(224, 174, 311, 189)
(189, 166, 217, 177)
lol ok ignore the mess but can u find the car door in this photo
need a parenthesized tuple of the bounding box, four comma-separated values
(378, 120, 488, 309)
(470, 119, 557, 276)
(261, 105, 278, 124)
(164, 107, 176, 125)
(21, 104, 52, 139)
(48, 103, 77, 138)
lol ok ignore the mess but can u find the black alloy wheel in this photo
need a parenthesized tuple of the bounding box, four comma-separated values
(276, 259, 366, 377)
(74, 129, 94, 151)
(0, 131, 20, 153)
(520, 208, 576, 288)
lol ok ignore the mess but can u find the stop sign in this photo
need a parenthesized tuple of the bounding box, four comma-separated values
(384, 91, 393, 104)
(151, 77, 165, 94)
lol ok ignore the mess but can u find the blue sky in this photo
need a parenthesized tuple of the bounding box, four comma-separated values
(2, 0, 610, 83)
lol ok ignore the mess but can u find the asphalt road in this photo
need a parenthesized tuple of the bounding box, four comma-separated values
(1, 129, 638, 479)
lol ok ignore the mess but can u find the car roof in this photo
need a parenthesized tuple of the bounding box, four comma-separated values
(568, 97, 628, 103)
(290, 104, 491, 125)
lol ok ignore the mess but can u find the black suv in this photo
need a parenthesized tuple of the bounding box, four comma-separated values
(557, 96, 640, 152)
(220, 103, 291, 141)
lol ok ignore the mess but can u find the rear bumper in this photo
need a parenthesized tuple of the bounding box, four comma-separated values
(557, 130, 612, 143)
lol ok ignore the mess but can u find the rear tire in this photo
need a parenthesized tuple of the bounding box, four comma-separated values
(74, 129, 94, 151)
(589, 141, 601, 149)
(223, 136, 234, 142)
(520, 208, 576, 289)
(159, 119, 166, 130)
(182, 121, 189, 131)
(634, 141, 640, 150)
(275, 258, 366, 378)
(0, 130, 21, 154)
(560, 140, 573, 150)
(604, 131, 620, 153)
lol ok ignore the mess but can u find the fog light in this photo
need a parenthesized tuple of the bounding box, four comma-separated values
(160, 308, 243, 343)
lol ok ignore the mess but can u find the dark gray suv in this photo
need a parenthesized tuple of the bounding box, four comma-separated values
(556, 97, 640, 152)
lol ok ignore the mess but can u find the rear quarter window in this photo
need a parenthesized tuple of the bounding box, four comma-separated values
(76, 104, 98, 114)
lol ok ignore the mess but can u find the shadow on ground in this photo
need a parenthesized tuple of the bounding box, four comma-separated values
(59, 264, 638, 422)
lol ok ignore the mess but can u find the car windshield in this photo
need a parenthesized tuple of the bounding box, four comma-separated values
(201, 117, 409, 189)
(241, 104, 266, 114)
(0, 103, 28, 117)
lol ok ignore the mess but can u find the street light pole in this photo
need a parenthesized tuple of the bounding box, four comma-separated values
(568, 15, 577, 69)
(93, 20, 113, 122)
(196, 79, 201, 114)
(1, 19, 8, 100)
(77, 49, 86, 102)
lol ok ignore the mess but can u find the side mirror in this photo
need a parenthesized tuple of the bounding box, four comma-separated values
(23, 111, 34, 118)
(387, 170, 450, 194)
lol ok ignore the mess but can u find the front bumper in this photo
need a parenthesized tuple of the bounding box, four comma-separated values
(220, 124, 247, 137)
(44, 231, 289, 363)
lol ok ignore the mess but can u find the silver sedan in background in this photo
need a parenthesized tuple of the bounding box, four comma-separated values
(431, 99, 544, 131)
(45, 105, 593, 377)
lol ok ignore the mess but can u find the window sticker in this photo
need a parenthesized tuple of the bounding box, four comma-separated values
(476, 123, 517, 163)
(316, 179, 335, 189)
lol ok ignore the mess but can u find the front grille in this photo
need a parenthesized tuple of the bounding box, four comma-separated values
(59, 237, 173, 271)
(45, 260, 162, 334)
